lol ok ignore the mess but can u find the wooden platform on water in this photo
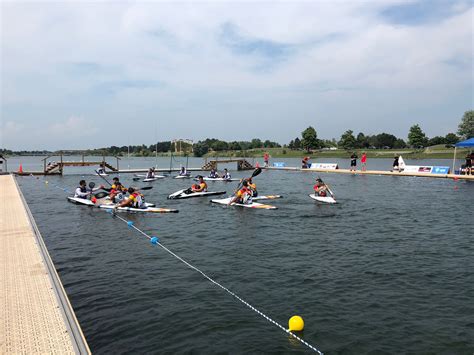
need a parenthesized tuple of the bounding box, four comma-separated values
(0, 174, 90, 354)
(266, 166, 474, 180)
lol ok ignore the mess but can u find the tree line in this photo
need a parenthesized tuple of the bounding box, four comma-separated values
(290, 110, 473, 152)
(2, 110, 472, 156)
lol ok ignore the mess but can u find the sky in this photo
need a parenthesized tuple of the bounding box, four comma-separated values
(1, 0, 473, 150)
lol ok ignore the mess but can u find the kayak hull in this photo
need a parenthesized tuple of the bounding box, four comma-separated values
(67, 197, 176, 213)
(200, 177, 239, 182)
(252, 195, 282, 201)
(211, 197, 277, 209)
(174, 175, 191, 179)
(309, 194, 337, 204)
(168, 189, 226, 199)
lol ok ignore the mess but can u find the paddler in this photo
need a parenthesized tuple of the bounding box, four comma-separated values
(191, 175, 207, 192)
(221, 168, 231, 180)
(313, 178, 328, 197)
(247, 177, 258, 197)
(179, 166, 188, 176)
(116, 187, 145, 209)
(109, 177, 127, 203)
(74, 180, 103, 199)
(146, 167, 156, 179)
(209, 168, 219, 178)
(228, 180, 252, 205)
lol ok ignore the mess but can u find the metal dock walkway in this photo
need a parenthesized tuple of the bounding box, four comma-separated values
(0, 175, 90, 354)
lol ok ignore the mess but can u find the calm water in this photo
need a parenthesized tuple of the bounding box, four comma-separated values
(14, 156, 474, 354)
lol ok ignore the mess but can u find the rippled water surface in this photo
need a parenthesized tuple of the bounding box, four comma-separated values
(15, 157, 474, 354)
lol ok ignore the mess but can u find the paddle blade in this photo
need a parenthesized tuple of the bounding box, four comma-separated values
(140, 186, 153, 190)
(132, 177, 140, 181)
(252, 168, 262, 178)
(89, 182, 96, 188)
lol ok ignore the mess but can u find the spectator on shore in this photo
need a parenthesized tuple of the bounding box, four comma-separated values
(361, 152, 367, 171)
(264, 153, 270, 167)
(302, 156, 311, 169)
(350, 153, 358, 171)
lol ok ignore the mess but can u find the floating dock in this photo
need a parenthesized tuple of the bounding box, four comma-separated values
(0, 174, 90, 354)
(266, 166, 474, 180)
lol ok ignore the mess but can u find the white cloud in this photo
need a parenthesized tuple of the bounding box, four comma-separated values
(1, 1, 472, 149)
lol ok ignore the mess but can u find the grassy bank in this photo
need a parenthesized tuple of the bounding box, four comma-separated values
(203, 146, 470, 159)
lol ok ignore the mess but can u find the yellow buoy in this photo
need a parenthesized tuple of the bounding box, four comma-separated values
(288, 315, 304, 332)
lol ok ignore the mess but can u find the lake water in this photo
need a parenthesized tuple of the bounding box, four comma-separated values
(12, 156, 474, 354)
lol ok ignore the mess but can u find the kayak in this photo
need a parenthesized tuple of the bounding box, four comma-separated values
(134, 174, 166, 179)
(200, 177, 240, 182)
(68, 196, 155, 208)
(143, 177, 159, 182)
(98, 204, 178, 213)
(168, 189, 226, 199)
(95, 172, 108, 176)
(309, 194, 337, 204)
(210, 197, 277, 210)
(67, 197, 176, 213)
(174, 175, 192, 179)
(252, 195, 282, 201)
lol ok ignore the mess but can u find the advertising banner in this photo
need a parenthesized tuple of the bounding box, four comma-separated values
(309, 163, 339, 170)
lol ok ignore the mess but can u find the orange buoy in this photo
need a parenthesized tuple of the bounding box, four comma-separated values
(18, 164, 23, 173)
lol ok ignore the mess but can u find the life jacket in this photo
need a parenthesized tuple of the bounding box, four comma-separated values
(129, 192, 143, 208)
(79, 186, 87, 193)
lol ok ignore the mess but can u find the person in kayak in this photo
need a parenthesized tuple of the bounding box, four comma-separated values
(221, 168, 231, 180)
(109, 178, 127, 202)
(209, 169, 219, 178)
(179, 166, 188, 176)
(191, 175, 208, 192)
(229, 180, 252, 205)
(116, 187, 145, 209)
(74, 180, 103, 199)
(146, 167, 156, 179)
(313, 178, 328, 197)
(247, 177, 258, 197)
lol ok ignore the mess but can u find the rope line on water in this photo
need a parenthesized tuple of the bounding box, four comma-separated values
(23, 174, 323, 353)
(110, 212, 323, 354)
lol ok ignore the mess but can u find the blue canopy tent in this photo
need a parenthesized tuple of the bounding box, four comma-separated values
(452, 138, 474, 173)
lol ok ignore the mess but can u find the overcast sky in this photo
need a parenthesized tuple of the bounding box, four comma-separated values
(1, 0, 472, 150)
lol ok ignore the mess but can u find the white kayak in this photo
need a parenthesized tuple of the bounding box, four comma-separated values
(252, 195, 282, 201)
(98, 204, 178, 213)
(211, 197, 277, 210)
(174, 175, 192, 179)
(95, 172, 108, 176)
(201, 177, 240, 182)
(67, 197, 175, 213)
(168, 189, 226, 199)
(135, 174, 166, 179)
(309, 194, 337, 204)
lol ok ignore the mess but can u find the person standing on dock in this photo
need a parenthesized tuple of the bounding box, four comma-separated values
(361, 152, 367, 171)
(302, 156, 311, 168)
(465, 154, 472, 175)
(392, 155, 400, 172)
(350, 153, 358, 171)
(264, 153, 270, 167)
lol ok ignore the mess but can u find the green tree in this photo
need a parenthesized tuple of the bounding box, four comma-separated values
(458, 110, 474, 139)
(408, 124, 428, 148)
(356, 132, 369, 149)
(393, 138, 406, 149)
(428, 136, 446, 146)
(444, 133, 460, 145)
(193, 141, 209, 157)
(338, 130, 356, 150)
(293, 137, 301, 149)
(301, 126, 319, 152)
